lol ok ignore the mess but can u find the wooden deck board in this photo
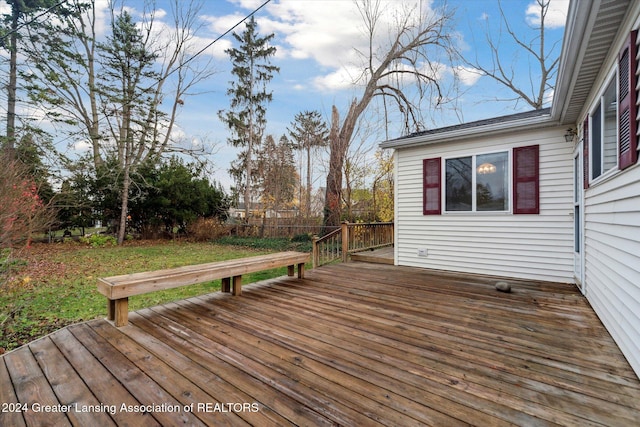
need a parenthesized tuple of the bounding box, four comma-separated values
(2, 262, 640, 426)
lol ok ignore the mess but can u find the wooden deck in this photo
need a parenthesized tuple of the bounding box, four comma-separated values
(350, 246, 394, 264)
(2, 262, 640, 426)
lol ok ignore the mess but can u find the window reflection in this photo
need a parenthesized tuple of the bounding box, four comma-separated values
(476, 152, 508, 211)
(445, 157, 472, 211)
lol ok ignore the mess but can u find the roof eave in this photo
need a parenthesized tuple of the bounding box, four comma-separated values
(380, 114, 558, 150)
(550, 0, 599, 124)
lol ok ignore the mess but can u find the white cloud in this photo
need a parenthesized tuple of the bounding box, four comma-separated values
(526, 0, 569, 29)
(202, 13, 247, 35)
(543, 87, 554, 106)
(0, 2, 9, 15)
(313, 65, 362, 91)
(253, 1, 450, 91)
(454, 66, 483, 86)
(73, 139, 92, 152)
(255, 0, 365, 69)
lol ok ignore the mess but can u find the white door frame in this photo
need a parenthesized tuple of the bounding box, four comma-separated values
(573, 144, 585, 293)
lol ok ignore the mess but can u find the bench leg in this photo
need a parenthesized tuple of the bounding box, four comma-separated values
(108, 298, 129, 327)
(232, 275, 242, 296)
(287, 265, 295, 276)
(222, 277, 231, 293)
(298, 262, 305, 279)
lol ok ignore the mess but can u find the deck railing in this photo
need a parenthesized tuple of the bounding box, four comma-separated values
(312, 222, 394, 267)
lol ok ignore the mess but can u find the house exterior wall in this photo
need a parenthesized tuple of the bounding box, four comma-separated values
(582, 165, 640, 375)
(393, 126, 575, 283)
(575, 11, 640, 378)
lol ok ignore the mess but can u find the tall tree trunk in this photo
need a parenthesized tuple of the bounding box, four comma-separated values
(244, 55, 256, 221)
(323, 100, 362, 232)
(323, 106, 344, 233)
(117, 164, 131, 245)
(245, 137, 253, 221)
(306, 144, 311, 219)
(5, 10, 18, 157)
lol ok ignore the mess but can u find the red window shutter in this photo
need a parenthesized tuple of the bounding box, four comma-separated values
(619, 30, 638, 170)
(583, 117, 590, 189)
(423, 158, 441, 215)
(513, 145, 539, 214)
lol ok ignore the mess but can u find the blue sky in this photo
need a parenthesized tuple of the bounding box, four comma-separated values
(2, 0, 569, 189)
(194, 0, 568, 188)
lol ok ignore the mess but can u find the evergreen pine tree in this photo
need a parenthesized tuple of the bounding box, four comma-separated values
(219, 16, 279, 220)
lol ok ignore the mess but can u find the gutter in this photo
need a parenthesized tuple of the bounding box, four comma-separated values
(380, 114, 559, 150)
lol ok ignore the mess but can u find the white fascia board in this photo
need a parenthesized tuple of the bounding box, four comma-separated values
(379, 115, 559, 150)
(551, 0, 599, 123)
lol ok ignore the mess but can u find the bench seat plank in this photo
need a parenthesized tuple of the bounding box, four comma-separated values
(97, 251, 309, 327)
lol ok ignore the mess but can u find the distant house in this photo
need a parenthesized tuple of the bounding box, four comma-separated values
(381, 0, 640, 378)
(228, 203, 298, 220)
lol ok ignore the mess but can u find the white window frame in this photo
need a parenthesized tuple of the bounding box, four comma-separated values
(589, 69, 619, 183)
(442, 150, 511, 214)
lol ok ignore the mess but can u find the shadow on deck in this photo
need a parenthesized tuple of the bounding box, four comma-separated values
(2, 262, 639, 426)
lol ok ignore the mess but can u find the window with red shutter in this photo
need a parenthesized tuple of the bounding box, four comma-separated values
(423, 158, 441, 215)
(513, 145, 540, 214)
(619, 30, 638, 170)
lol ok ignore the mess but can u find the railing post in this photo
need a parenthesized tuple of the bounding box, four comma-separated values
(341, 221, 349, 263)
(312, 235, 319, 268)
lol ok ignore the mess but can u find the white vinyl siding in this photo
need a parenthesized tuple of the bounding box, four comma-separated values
(583, 139, 640, 379)
(574, 20, 640, 379)
(394, 126, 574, 283)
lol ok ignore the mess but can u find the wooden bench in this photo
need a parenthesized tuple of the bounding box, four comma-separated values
(97, 251, 310, 327)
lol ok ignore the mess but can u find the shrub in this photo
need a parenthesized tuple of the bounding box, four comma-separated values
(0, 154, 55, 248)
(187, 218, 230, 242)
(79, 234, 117, 248)
(291, 233, 313, 242)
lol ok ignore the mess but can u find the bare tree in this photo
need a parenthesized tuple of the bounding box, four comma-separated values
(323, 0, 455, 228)
(288, 110, 328, 219)
(462, 0, 561, 109)
(256, 134, 297, 234)
(371, 148, 394, 221)
(342, 140, 372, 222)
(24, 0, 217, 244)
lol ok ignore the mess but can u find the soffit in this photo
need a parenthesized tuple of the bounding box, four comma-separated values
(559, 0, 630, 124)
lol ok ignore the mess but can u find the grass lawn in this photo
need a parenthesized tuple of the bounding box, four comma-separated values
(0, 239, 311, 354)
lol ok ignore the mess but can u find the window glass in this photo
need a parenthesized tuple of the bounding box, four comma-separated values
(592, 103, 602, 178)
(445, 157, 472, 211)
(445, 152, 509, 212)
(476, 152, 509, 211)
(602, 79, 617, 172)
(591, 77, 617, 180)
